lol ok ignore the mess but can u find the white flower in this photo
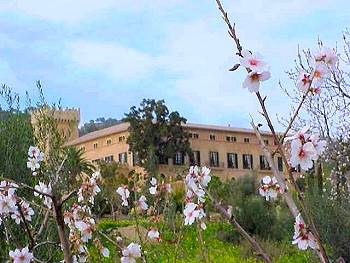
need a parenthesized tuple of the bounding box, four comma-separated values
(75, 220, 93, 243)
(147, 228, 160, 241)
(258, 176, 281, 201)
(292, 214, 318, 250)
(137, 195, 148, 210)
(11, 211, 21, 224)
(28, 146, 44, 160)
(9, 246, 34, 263)
(312, 63, 330, 85)
(314, 46, 338, 68)
(150, 177, 157, 186)
(297, 72, 312, 92)
(116, 186, 130, 207)
(239, 49, 269, 72)
(34, 182, 52, 209)
(309, 134, 327, 156)
(285, 126, 310, 142)
(100, 247, 109, 257)
(0, 195, 17, 214)
(184, 202, 199, 225)
(199, 167, 211, 187)
(200, 222, 207, 230)
(242, 71, 271, 93)
(149, 186, 157, 195)
(290, 140, 317, 170)
(121, 242, 141, 263)
(27, 158, 40, 172)
(116, 236, 123, 242)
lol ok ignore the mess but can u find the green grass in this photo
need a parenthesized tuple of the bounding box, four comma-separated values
(89, 219, 317, 263)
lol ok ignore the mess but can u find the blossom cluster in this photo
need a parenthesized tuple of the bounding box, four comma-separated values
(286, 126, 326, 171)
(183, 166, 211, 230)
(0, 181, 34, 226)
(148, 177, 172, 196)
(26, 146, 44, 176)
(9, 247, 34, 263)
(292, 214, 318, 250)
(64, 172, 108, 262)
(297, 46, 337, 93)
(121, 242, 141, 263)
(240, 50, 271, 93)
(34, 181, 52, 208)
(77, 171, 101, 204)
(258, 176, 283, 201)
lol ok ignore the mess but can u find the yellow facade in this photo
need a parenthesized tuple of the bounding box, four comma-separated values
(65, 117, 284, 181)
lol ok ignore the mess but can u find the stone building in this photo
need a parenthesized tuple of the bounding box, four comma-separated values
(63, 109, 284, 180)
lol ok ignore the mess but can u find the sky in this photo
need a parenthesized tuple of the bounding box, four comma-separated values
(0, 0, 349, 129)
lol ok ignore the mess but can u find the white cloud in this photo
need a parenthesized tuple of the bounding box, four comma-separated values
(68, 41, 159, 80)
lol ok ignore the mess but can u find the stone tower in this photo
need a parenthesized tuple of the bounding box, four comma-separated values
(31, 107, 80, 143)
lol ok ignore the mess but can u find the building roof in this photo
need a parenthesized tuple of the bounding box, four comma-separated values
(66, 121, 273, 146)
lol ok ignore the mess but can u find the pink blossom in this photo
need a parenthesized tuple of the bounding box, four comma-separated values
(183, 202, 199, 225)
(314, 46, 338, 68)
(9, 247, 34, 263)
(290, 140, 317, 171)
(297, 72, 312, 92)
(239, 49, 269, 72)
(121, 242, 141, 263)
(242, 71, 271, 93)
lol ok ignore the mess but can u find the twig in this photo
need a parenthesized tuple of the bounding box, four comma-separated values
(206, 190, 272, 263)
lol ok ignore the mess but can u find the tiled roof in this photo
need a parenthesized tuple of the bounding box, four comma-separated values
(66, 121, 273, 146)
(66, 122, 130, 146)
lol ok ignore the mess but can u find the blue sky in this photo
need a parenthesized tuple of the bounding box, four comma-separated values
(0, 0, 349, 129)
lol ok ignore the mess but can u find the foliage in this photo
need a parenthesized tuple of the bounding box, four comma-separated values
(90, 219, 316, 263)
(306, 186, 350, 262)
(79, 117, 121, 136)
(124, 99, 192, 175)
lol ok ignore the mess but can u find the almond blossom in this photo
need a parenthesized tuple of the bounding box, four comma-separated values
(239, 49, 269, 72)
(292, 214, 318, 250)
(137, 195, 148, 210)
(290, 140, 317, 171)
(258, 176, 283, 201)
(75, 219, 94, 243)
(77, 173, 101, 204)
(147, 228, 161, 242)
(9, 246, 34, 263)
(26, 146, 44, 175)
(242, 71, 271, 93)
(116, 185, 130, 206)
(184, 202, 200, 225)
(286, 126, 326, 171)
(312, 63, 330, 85)
(11, 201, 34, 224)
(34, 182, 52, 208)
(297, 72, 312, 92)
(314, 46, 338, 68)
(121, 242, 142, 263)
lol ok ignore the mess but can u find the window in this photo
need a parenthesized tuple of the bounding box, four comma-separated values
(105, 155, 114, 163)
(93, 142, 98, 149)
(118, 152, 127, 164)
(173, 152, 185, 165)
(263, 139, 269, 145)
(243, 154, 253, 169)
(106, 139, 112, 145)
(260, 155, 270, 170)
(92, 159, 100, 164)
(210, 134, 216, 141)
(190, 151, 201, 166)
(227, 153, 238, 168)
(159, 155, 168, 165)
(118, 136, 126, 142)
(277, 157, 283, 172)
(209, 151, 219, 167)
(226, 136, 237, 142)
(244, 138, 250, 143)
(189, 132, 199, 139)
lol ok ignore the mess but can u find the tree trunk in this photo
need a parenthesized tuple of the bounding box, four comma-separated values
(53, 195, 72, 263)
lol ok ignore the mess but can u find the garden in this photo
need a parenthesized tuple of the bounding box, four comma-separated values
(1, 0, 350, 262)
